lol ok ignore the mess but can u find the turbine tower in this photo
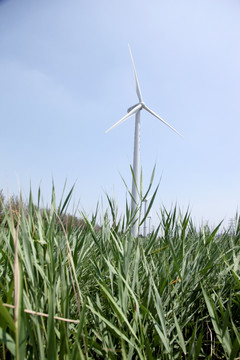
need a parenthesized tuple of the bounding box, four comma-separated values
(105, 45, 182, 237)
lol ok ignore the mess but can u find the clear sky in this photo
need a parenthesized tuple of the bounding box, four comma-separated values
(0, 0, 239, 229)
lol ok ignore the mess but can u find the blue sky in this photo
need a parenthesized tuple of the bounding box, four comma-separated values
(0, 0, 239, 229)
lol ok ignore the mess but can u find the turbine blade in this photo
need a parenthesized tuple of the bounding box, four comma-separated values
(105, 103, 142, 134)
(143, 105, 183, 137)
(128, 44, 143, 102)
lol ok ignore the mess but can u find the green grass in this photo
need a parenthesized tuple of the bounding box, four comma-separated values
(0, 177, 239, 359)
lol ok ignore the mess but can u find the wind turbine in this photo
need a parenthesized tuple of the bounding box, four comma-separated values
(105, 45, 182, 237)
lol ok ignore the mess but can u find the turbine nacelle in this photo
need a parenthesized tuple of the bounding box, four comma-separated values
(127, 102, 144, 113)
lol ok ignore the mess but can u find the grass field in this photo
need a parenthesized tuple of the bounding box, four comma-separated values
(0, 180, 240, 359)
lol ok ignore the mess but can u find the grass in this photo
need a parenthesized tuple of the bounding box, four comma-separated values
(0, 174, 240, 359)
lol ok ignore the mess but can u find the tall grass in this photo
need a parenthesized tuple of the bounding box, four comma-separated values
(0, 176, 239, 359)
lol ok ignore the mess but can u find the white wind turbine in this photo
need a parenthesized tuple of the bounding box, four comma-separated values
(105, 45, 182, 237)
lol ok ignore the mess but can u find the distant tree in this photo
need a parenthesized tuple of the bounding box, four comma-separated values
(61, 213, 87, 230)
(0, 189, 98, 232)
